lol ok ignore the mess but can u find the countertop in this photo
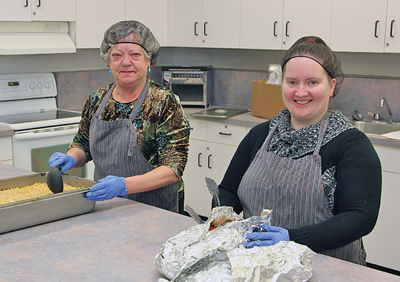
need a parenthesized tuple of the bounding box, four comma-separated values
(0, 106, 398, 147)
(184, 107, 400, 148)
(1, 164, 400, 281)
(0, 123, 13, 137)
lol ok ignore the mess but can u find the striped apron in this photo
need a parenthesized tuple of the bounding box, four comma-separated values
(237, 113, 365, 265)
(89, 79, 179, 212)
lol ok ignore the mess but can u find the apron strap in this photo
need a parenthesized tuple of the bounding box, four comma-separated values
(127, 78, 150, 156)
(93, 84, 116, 119)
(313, 113, 330, 155)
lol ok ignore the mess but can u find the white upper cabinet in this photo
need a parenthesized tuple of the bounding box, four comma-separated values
(240, 0, 284, 50)
(125, 0, 168, 46)
(76, 0, 124, 49)
(0, 0, 75, 22)
(331, 0, 387, 52)
(169, 0, 203, 47)
(202, 0, 241, 48)
(384, 0, 400, 53)
(169, 0, 241, 48)
(282, 0, 332, 50)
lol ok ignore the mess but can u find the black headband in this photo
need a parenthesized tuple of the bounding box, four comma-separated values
(106, 41, 149, 54)
(281, 55, 333, 78)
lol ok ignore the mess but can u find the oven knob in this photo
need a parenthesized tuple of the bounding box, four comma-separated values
(37, 82, 43, 89)
(45, 81, 51, 88)
(29, 82, 36, 90)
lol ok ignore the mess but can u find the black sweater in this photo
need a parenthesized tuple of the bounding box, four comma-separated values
(218, 120, 382, 253)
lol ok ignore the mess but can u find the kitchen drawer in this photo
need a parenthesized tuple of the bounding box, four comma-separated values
(188, 118, 207, 141)
(0, 137, 12, 161)
(374, 144, 400, 174)
(206, 121, 246, 146)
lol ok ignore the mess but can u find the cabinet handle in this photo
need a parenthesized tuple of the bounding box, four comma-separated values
(197, 153, 202, 167)
(24, 0, 28, 7)
(273, 21, 278, 37)
(219, 132, 232, 136)
(208, 154, 212, 169)
(204, 22, 208, 36)
(194, 22, 198, 36)
(374, 20, 379, 38)
(390, 20, 395, 38)
(285, 21, 290, 37)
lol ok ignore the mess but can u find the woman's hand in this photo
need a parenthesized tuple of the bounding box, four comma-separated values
(86, 175, 128, 201)
(48, 152, 76, 173)
(245, 224, 290, 248)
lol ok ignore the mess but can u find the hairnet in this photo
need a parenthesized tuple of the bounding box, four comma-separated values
(281, 36, 344, 97)
(100, 20, 160, 65)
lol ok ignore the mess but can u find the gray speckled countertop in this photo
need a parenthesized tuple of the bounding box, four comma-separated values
(0, 164, 399, 281)
(184, 107, 400, 148)
(0, 124, 13, 137)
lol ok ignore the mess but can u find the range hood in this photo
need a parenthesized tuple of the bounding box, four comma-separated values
(0, 22, 76, 55)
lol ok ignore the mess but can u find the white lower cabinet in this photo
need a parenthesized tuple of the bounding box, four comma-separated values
(0, 136, 12, 165)
(183, 119, 247, 217)
(363, 144, 400, 271)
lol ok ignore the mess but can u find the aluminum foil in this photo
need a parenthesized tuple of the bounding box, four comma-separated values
(155, 206, 315, 282)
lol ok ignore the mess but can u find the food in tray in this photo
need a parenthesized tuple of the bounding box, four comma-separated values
(0, 183, 82, 205)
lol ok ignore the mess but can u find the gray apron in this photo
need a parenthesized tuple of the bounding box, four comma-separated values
(237, 113, 365, 265)
(89, 79, 179, 212)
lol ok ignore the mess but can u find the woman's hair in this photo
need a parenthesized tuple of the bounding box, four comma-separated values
(100, 20, 160, 65)
(281, 36, 344, 97)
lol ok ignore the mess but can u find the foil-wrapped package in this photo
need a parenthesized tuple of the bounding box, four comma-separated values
(155, 206, 315, 282)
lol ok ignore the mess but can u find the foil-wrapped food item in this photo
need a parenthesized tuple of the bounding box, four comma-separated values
(155, 206, 316, 282)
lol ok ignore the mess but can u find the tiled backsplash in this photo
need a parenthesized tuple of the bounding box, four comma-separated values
(56, 68, 400, 122)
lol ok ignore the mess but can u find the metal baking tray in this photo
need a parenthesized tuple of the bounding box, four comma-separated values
(0, 173, 96, 234)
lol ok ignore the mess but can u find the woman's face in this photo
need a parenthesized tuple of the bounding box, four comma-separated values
(282, 57, 336, 129)
(108, 33, 150, 90)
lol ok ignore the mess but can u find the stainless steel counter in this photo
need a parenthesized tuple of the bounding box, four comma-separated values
(0, 164, 399, 281)
(185, 107, 400, 148)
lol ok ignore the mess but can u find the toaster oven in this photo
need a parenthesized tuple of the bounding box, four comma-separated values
(162, 66, 211, 107)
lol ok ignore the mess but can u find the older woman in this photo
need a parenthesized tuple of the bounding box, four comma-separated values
(216, 36, 381, 265)
(49, 20, 190, 213)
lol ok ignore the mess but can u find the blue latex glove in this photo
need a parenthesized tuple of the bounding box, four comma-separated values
(245, 224, 290, 248)
(48, 152, 76, 173)
(86, 175, 128, 201)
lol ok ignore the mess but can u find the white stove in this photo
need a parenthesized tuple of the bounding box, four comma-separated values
(0, 73, 93, 179)
(0, 73, 81, 131)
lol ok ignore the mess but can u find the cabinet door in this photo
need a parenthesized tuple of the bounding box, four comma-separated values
(125, 0, 168, 46)
(240, 0, 283, 50)
(384, 0, 400, 53)
(202, 0, 241, 48)
(168, 0, 203, 47)
(182, 139, 208, 216)
(331, 0, 387, 52)
(0, 1, 31, 21)
(205, 142, 238, 215)
(282, 0, 332, 50)
(363, 171, 400, 271)
(31, 0, 76, 21)
(76, 0, 124, 48)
